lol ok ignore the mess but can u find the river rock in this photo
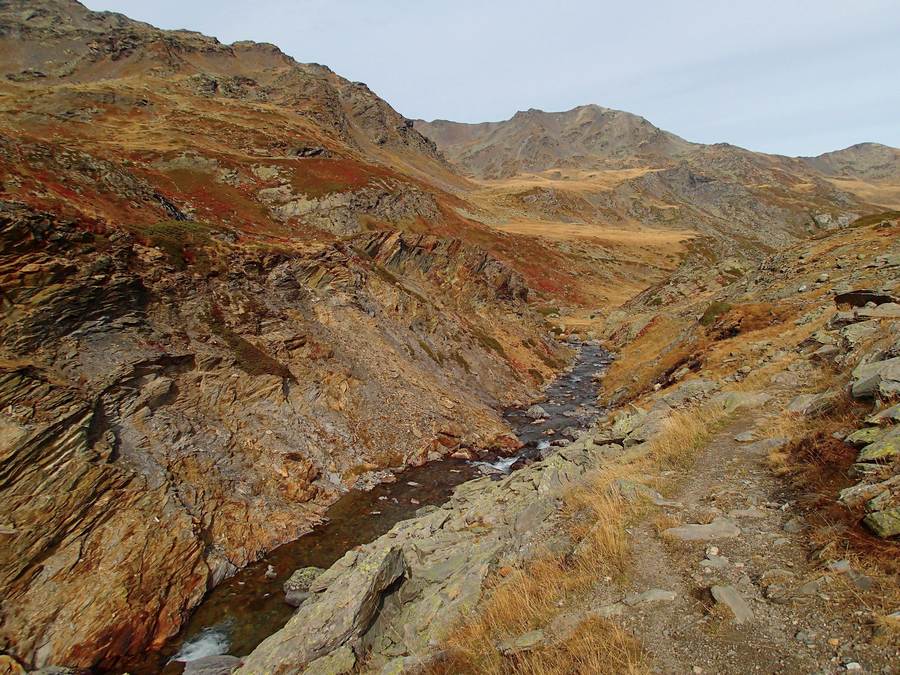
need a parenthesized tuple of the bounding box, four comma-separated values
(236, 546, 406, 673)
(526, 405, 548, 419)
(183, 655, 243, 675)
(284, 566, 325, 593)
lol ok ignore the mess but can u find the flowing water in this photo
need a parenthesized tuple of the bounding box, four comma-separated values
(142, 342, 611, 673)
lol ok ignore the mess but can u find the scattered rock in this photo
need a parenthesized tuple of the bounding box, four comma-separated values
(850, 357, 900, 398)
(782, 516, 806, 533)
(497, 630, 545, 656)
(786, 392, 840, 417)
(663, 519, 741, 541)
(710, 584, 754, 624)
(863, 508, 900, 538)
(624, 588, 677, 606)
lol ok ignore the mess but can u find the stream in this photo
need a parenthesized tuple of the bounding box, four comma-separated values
(140, 342, 611, 674)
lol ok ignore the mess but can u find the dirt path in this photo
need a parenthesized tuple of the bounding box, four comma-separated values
(584, 409, 894, 674)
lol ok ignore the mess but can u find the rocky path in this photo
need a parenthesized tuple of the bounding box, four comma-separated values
(583, 410, 895, 674)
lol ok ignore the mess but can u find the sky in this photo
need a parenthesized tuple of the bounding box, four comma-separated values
(84, 0, 900, 157)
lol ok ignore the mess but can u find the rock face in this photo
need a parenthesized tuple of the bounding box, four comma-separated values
(0, 188, 563, 669)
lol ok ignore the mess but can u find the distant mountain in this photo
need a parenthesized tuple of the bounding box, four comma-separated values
(799, 142, 900, 182)
(415, 105, 694, 178)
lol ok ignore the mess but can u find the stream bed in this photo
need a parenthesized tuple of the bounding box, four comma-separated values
(145, 342, 611, 673)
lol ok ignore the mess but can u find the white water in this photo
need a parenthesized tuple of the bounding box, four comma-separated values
(472, 455, 520, 474)
(169, 626, 230, 663)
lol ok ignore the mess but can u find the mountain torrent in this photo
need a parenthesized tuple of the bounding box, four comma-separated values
(0, 2, 898, 674)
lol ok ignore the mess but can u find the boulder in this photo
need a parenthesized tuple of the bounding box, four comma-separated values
(851, 357, 900, 398)
(284, 566, 324, 593)
(303, 646, 356, 675)
(710, 585, 754, 624)
(497, 630, 545, 655)
(845, 427, 888, 447)
(663, 519, 741, 541)
(863, 508, 900, 538)
(786, 391, 840, 417)
(183, 655, 243, 675)
(525, 405, 548, 420)
(236, 546, 407, 673)
(838, 475, 900, 508)
(856, 429, 900, 462)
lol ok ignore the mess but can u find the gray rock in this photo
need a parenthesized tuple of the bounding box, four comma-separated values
(624, 588, 677, 606)
(284, 566, 325, 593)
(236, 546, 406, 673)
(795, 629, 816, 645)
(851, 357, 900, 398)
(594, 602, 627, 618)
(378, 655, 428, 675)
(526, 405, 548, 419)
(786, 392, 839, 417)
(285, 590, 312, 607)
(783, 516, 806, 533)
(797, 577, 827, 596)
(710, 585, 754, 624)
(863, 508, 900, 538)
(497, 629, 545, 655)
(826, 559, 852, 574)
(733, 431, 755, 443)
(699, 554, 730, 570)
(183, 655, 243, 675)
(663, 518, 741, 541)
(711, 391, 771, 411)
(867, 403, 900, 424)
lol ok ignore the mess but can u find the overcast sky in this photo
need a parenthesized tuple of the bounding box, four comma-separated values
(85, 0, 900, 156)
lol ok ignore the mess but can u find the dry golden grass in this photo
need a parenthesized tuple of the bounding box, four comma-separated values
(873, 612, 900, 647)
(646, 400, 731, 469)
(430, 399, 734, 674)
(599, 314, 700, 401)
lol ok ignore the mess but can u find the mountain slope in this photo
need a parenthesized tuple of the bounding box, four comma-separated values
(800, 142, 900, 182)
(0, 2, 582, 669)
(416, 108, 886, 258)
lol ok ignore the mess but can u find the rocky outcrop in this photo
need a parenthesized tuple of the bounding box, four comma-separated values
(237, 432, 614, 673)
(0, 201, 564, 669)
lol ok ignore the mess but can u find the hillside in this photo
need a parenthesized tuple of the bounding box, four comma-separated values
(0, 1, 578, 669)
